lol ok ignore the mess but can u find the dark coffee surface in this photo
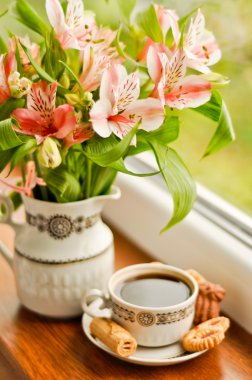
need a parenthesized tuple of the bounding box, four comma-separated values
(116, 274, 191, 307)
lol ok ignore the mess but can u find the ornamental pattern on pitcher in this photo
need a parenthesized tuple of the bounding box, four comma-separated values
(26, 212, 100, 239)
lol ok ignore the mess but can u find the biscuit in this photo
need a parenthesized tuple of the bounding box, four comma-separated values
(194, 281, 226, 324)
(182, 326, 225, 352)
(186, 269, 206, 283)
(198, 316, 230, 333)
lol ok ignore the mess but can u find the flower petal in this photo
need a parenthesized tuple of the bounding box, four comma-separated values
(0, 178, 26, 194)
(80, 48, 109, 92)
(186, 29, 221, 74)
(124, 98, 165, 131)
(24, 161, 36, 197)
(4, 52, 16, 78)
(155, 5, 180, 43)
(147, 45, 162, 84)
(46, 0, 67, 36)
(53, 104, 76, 139)
(66, 0, 85, 29)
(90, 99, 112, 138)
(27, 81, 57, 123)
(159, 49, 187, 92)
(184, 9, 205, 52)
(12, 108, 47, 136)
(108, 120, 136, 145)
(100, 63, 127, 105)
(0, 54, 10, 100)
(164, 75, 212, 109)
(64, 122, 94, 148)
(113, 71, 140, 114)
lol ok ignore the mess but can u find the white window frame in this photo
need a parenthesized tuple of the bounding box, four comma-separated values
(103, 154, 252, 333)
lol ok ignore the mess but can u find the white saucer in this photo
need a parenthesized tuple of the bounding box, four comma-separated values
(82, 309, 208, 366)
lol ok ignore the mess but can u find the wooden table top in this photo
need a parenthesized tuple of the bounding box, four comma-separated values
(0, 223, 251, 380)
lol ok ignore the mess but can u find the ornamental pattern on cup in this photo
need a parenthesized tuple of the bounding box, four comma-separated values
(26, 212, 100, 239)
(112, 302, 135, 322)
(156, 303, 194, 325)
(112, 302, 194, 326)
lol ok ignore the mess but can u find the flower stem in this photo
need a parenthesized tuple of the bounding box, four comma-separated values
(86, 158, 92, 199)
(20, 159, 26, 185)
(33, 152, 49, 201)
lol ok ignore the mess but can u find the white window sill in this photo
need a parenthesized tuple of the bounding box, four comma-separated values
(104, 161, 252, 334)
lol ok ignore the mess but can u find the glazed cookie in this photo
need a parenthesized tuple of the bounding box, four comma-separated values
(197, 316, 230, 333)
(182, 325, 225, 352)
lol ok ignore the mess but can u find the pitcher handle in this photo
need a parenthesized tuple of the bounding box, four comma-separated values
(0, 194, 23, 269)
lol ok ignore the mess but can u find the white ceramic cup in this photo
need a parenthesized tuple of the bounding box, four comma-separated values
(83, 263, 198, 347)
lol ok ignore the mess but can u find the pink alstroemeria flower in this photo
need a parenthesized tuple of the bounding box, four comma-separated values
(138, 6, 179, 63)
(9, 35, 40, 68)
(183, 10, 221, 74)
(80, 47, 110, 92)
(46, 0, 96, 50)
(0, 161, 46, 198)
(147, 47, 212, 109)
(79, 27, 121, 93)
(64, 122, 94, 148)
(12, 81, 76, 143)
(90, 64, 164, 143)
(0, 52, 15, 104)
(90, 27, 117, 56)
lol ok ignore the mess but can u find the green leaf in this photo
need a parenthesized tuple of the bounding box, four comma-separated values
(9, 191, 22, 210)
(109, 158, 159, 177)
(0, 118, 26, 150)
(149, 142, 197, 231)
(193, 91, 235, 156)
(0, 37, 8, 54)
(0, 148, 15, 172)
(44, 31, 66, 80)
(84, 121, 140, 166)
(90, 165, 117, 197)
(194, 91, 222, 121)
(203, 100, 235, 157)
(136, 4, 163, 43)
(139, 78, 154, 98)
(128, 116, 179, 156)
(0, 98, 25, 121)
(45, 166, 81, 203)
(21, 43, 58, 84)
(13, 36, 23, 75)
(115, 26, 147, 72)
(118, 0, 136, 24)
(15, 0, 49, 37)
(9, 138, 37, 173)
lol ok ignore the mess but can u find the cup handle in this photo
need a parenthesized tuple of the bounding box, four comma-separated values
(82, 289, 113, 319)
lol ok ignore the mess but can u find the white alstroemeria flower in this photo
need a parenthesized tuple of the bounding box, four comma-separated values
(90, 64, 164, 144)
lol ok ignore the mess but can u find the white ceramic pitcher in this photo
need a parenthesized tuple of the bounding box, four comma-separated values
(0, 186, 120, 318)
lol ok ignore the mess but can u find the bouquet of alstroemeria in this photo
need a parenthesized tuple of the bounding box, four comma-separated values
(0, 0, 234, 231)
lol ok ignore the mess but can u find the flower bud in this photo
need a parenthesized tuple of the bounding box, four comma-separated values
(59, 72, 70, 89)
(8, 71, 31, 98)
(65, 93, 80, 106)
(38, 138, 62, 169)
(201, 72, 230, 87)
